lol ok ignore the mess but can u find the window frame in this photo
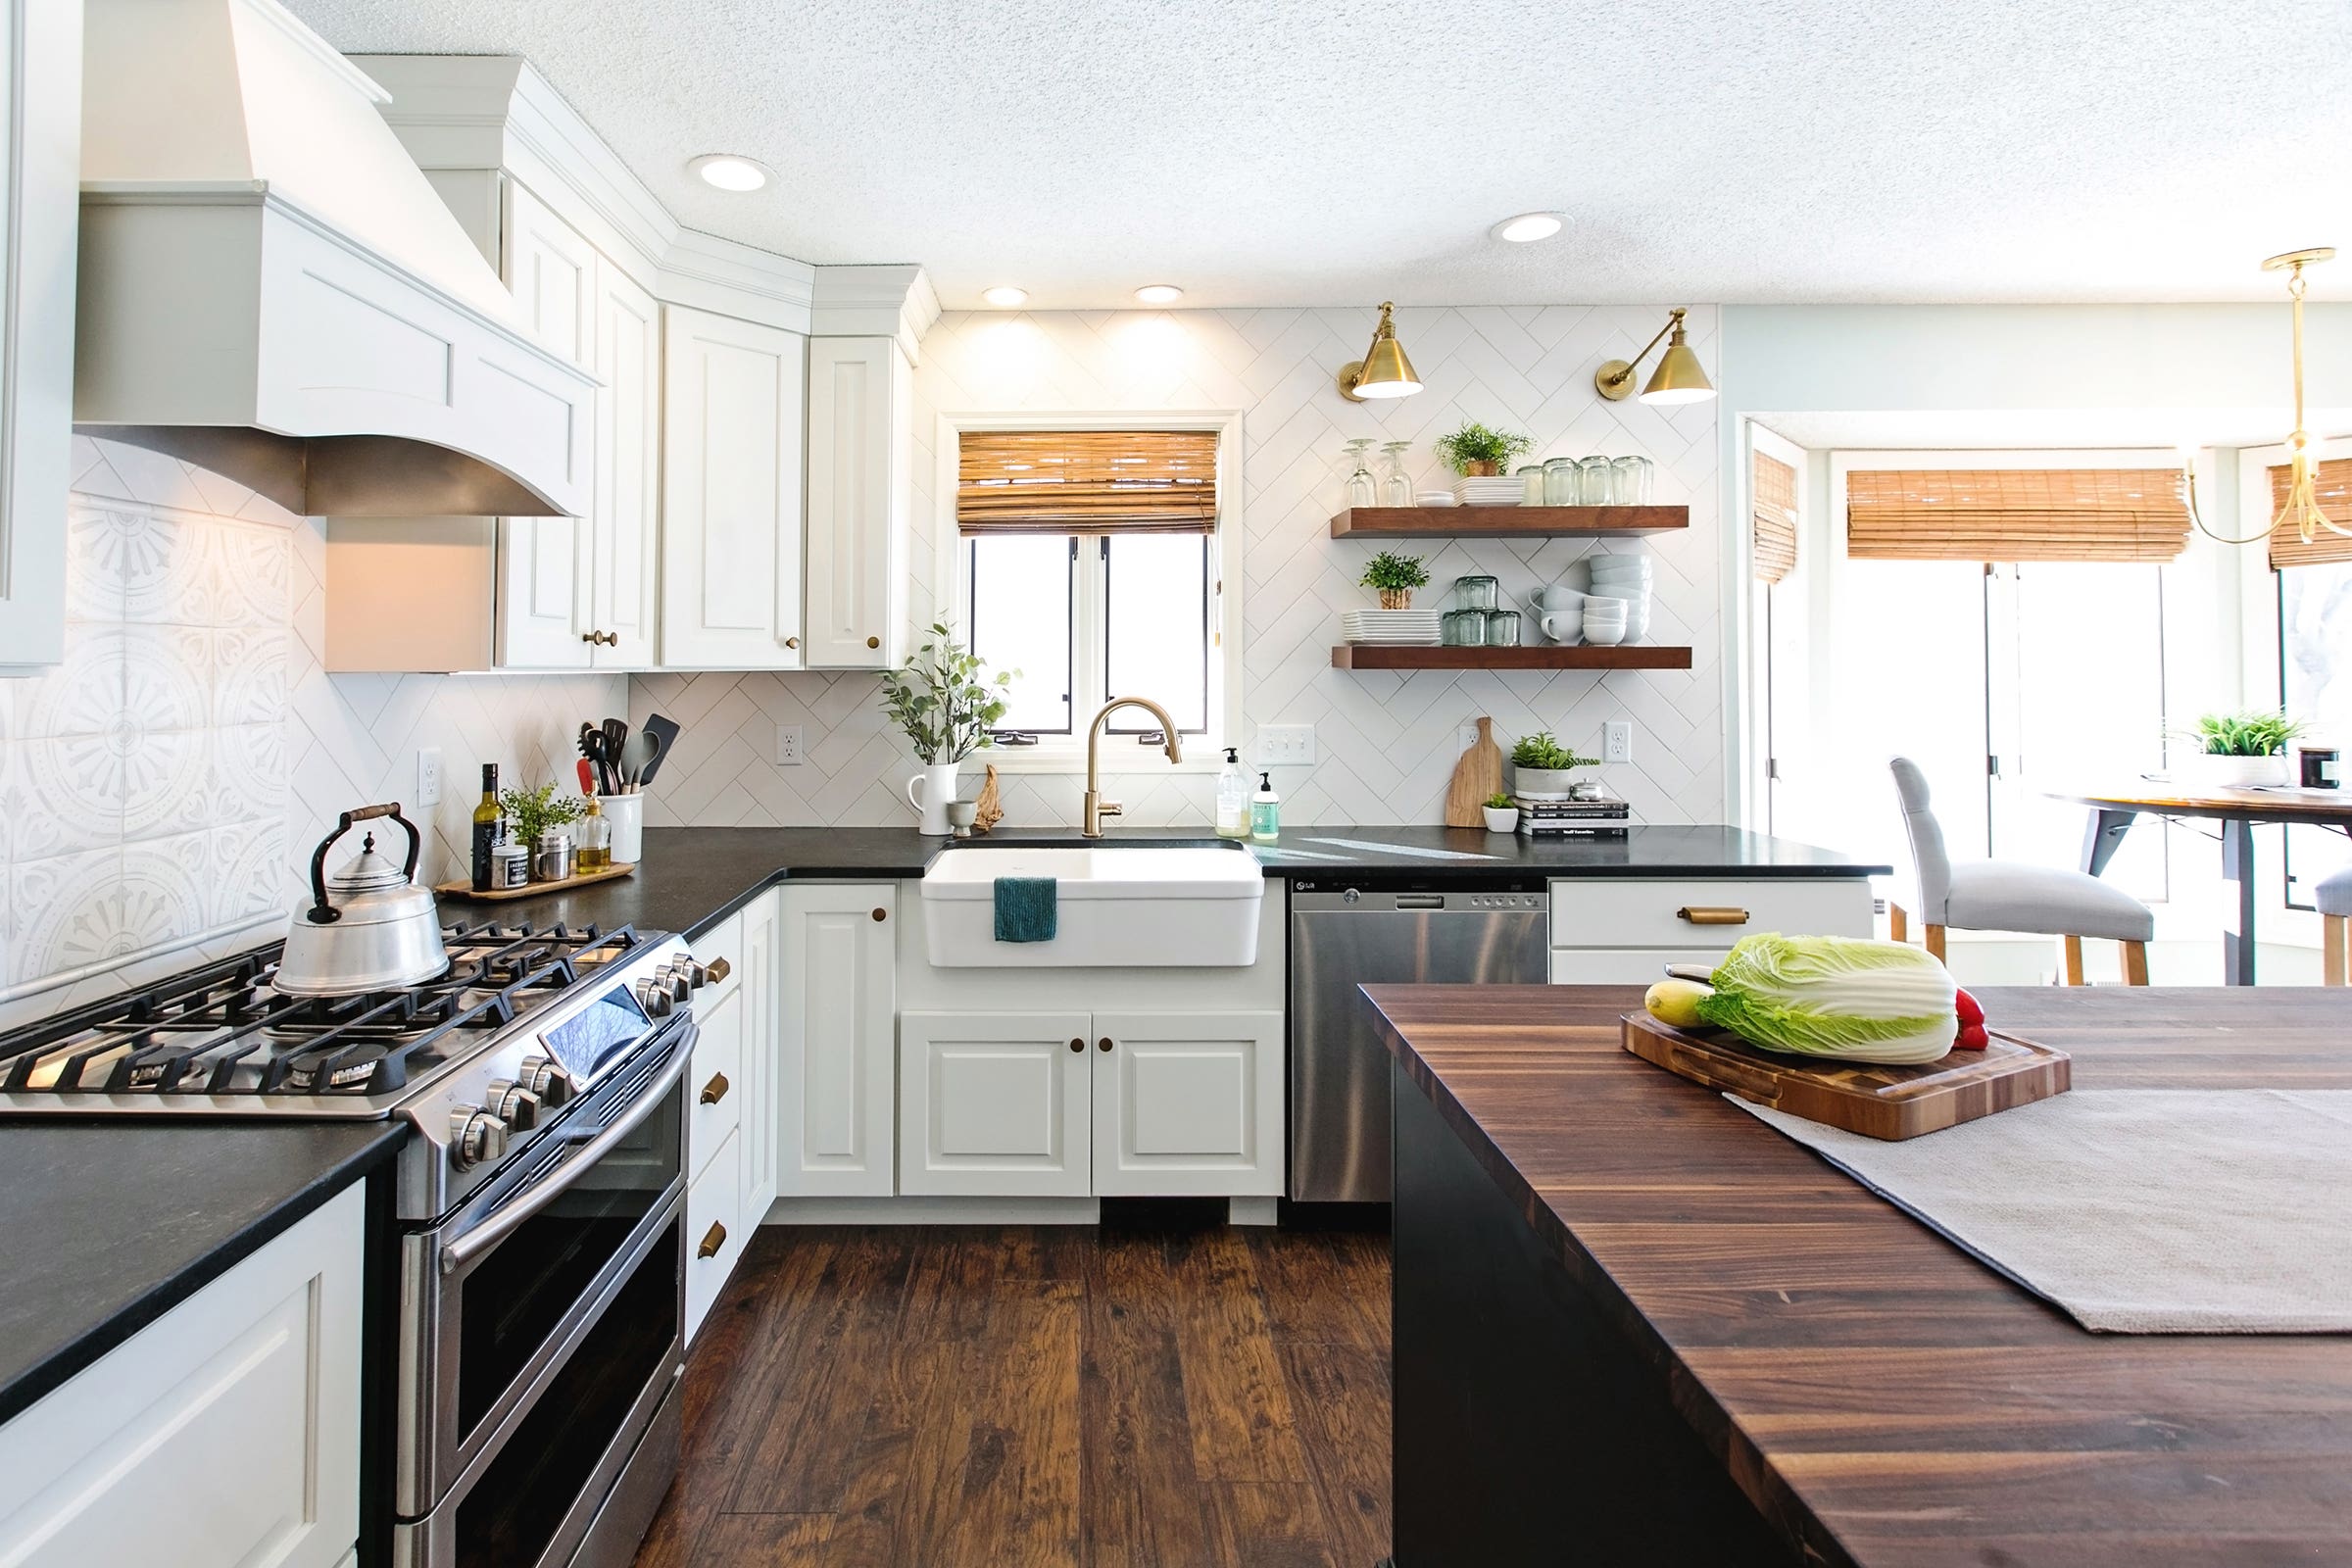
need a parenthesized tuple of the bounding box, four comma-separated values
(932, 410, 1245, 772)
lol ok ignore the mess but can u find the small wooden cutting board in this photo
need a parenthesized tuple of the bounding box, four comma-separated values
(1445, 716, 1503, 827)
(1622, 1010, 2070, 1140)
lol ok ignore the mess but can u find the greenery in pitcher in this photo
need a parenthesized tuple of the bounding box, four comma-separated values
(1509, 731, 1599, 771)
(1433, 420, 1534, 476)
(2182, 710, 2304, 758)
(880, 623, 1017, 764)
(501, 783, 587, 844)
(1358, 551, 1431, 608)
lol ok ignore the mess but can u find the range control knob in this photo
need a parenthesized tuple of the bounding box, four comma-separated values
(635, 981, 674, 1018)
(484, 1078, 540, 1131)
(667, 958, 710, 991)
(658, 965, 693, 1002)
(517, 1054, 573, 1108)
(449, 1107, 510, 1170)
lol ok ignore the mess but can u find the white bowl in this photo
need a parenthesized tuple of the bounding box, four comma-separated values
(1539, 612, 1583, 645)
(1583, 621, 1626, 646)
(1588, 565, 1653, 586)
(1583, 594, 1629, 617)
(1415, 491, 1457, 507)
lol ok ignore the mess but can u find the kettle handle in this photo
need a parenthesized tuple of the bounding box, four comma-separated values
(305, 804, 422, 925)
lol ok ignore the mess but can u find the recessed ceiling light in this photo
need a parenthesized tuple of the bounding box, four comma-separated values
(982, 286, 1029, 308)
(1492, 212, 1564, 243)
(1135, 284, 1184, 305)
(688, 154, 771, 193)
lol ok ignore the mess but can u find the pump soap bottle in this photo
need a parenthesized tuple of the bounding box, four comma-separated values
(1250, 771, 1282, 844)
(1215, 748, 1250, 839)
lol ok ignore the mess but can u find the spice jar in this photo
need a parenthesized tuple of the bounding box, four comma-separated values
(490, 841, 530, 891)
(532, 828, 575, 883)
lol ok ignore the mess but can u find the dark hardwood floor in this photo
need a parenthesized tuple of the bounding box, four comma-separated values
(632, 1210, 1394, 1568)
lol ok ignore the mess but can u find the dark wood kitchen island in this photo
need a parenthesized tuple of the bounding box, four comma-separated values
(1366, 983, 2352, 1567)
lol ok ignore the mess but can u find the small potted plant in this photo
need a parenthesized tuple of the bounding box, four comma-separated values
(1510, 731, 1599, 797)
(1482, 792, 1520, 833)
(2179, 710, 2304, 787)
(879, 622, 1016, 833)
(1434, 420, 1535, 477)
(1359, 550, 1431, 610)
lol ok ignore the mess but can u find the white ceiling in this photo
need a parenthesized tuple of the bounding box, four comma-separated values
(284, 0, 2352, 310)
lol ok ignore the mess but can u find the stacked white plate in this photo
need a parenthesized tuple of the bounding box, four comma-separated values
(1342, 608, 1443, 645)
(1586, 555, 1653, 642)
(1451, 475, 1525, 507)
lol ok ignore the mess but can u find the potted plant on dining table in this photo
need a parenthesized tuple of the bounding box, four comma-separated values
(2179, 710, 2303, 788)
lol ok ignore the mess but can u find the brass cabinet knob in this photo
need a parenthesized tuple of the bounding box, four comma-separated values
(871, 906, 887, 922)
(866, 636, 880, 649)
(785, 636, 799, 649)
(1069, 1037, 1084, 1053)
(698, 1221, 727, 1259)
(580, 629, 618, 646)
(704, 956, 731, 982)
(1098, 1037, 1113, 1053)
(700, 1071, 729, 1105)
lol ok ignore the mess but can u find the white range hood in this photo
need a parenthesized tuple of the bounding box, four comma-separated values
(73, 0, 594, 516)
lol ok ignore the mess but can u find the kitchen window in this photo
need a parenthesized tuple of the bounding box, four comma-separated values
(952, 422, 1237, 756)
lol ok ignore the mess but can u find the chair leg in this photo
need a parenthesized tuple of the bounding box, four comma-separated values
(2122, 940, 2150, 987)
(1887, 903, 1909, 944)
(2326, 917, 2347, 987)
(2060, 934, 2085, 986)
(1925, 925, 1946, 961)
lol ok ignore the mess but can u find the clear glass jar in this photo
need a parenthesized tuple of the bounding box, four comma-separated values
(1442, 608, 1490, 646)
(576, 800, 612, 871)
(1579, 455, 1613, 505)
(1611, 455, 1653, 505)
(1485, 610, 1521, 647)
(1380, 441, 1414, 508)
(1543, 456, 1579, 506)
(1518, 465, 1546, 506)
(1343, 438, 1377, 508)
(1453, 574, 1498, 612)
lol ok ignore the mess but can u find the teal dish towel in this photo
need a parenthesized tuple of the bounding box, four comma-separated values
(993, 876, 1058, 943)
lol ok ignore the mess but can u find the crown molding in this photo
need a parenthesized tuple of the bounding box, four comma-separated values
(811, 265, 941, 362)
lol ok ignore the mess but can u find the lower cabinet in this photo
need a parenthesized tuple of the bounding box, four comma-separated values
(684, 888, 779, 1342)
(0, 1184, 364, 1568)
(899, 1009, 1283, 1198)
(1547, 876, 1876, 982)
(776, 884, 898, 1197)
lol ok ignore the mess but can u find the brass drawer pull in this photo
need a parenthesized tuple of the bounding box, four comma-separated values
(700, 1071, 729, 1105)
(866, 635, 881, 649)
(1677, 906, 1751, 926)
(704, 956, 731, 983)
(698, 1221, 727, 1259)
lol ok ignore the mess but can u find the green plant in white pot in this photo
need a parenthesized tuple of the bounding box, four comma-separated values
(2178, 710, 2304, 788)
(1509, 731, 1598, 798)
(879, 623, 1015, 834)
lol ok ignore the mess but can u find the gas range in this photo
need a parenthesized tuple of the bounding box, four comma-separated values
(0, 920, 717, 1220)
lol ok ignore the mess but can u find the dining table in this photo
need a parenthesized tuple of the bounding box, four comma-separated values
(2047, 781, 2352, 984)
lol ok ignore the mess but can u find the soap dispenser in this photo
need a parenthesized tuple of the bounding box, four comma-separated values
(1215, 748, 1250, 839)
(1250, 771, 1282, 844)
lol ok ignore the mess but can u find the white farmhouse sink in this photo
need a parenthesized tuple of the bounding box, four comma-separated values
(920, 846, 1265, 967)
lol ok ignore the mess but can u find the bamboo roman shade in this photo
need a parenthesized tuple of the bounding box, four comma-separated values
(1845, 468, 2190, 564)
(1752, 452, 1797, 583)
(2267, 458, 2352, 568)
(957, 430, 1218, 535)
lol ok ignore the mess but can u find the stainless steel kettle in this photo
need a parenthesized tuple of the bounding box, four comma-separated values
(275, 803, 451, 996)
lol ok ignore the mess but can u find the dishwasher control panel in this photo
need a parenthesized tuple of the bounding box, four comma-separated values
(1291, 878, 1548, 912)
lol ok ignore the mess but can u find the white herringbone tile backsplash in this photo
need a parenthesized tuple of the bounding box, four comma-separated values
(635, 305, 1724, 830)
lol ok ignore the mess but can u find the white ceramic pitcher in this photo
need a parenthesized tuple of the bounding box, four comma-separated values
(906, 760, 961, 835)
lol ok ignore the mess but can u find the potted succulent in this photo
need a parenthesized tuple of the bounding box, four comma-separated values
(1482, 792, 1520, 833)
(1359, 550, 1431, 610)
(879, 622, 1016, 833)
(1434, 420, 1535, 477)
(2178, 710, 2304, 787)
(1510, 731, 1599, 797)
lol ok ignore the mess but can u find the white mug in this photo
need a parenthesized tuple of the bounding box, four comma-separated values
(906, 760, 961, 836)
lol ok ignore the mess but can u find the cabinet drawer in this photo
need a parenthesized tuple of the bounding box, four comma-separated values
(686, 1128, 745, 1342)
(688, 990, 745, 1183)
(1548, 879, 1873, 950)
(1550, 948, 1735, 985)
(697, 907, 746, 1005)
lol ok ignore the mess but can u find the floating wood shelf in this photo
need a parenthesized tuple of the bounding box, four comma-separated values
(1329, 505, 1688, 539)
(1331, 645, 1692, 671)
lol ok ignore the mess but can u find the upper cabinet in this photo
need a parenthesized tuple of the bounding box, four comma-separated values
(591, 257, 662, 666)
(0, 0, 81, 672)
(495, 179, 597, 669)
(804, 338, 911, 669)
(661, 306, 807, 669)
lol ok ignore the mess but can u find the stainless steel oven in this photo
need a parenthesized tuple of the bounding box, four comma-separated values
(393, 1011, 696, 1568)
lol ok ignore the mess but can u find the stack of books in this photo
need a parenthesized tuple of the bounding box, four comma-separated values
(1513, 793, 1632, 838)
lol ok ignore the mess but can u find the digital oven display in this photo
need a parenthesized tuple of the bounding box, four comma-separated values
(541, 985, 653, 1082)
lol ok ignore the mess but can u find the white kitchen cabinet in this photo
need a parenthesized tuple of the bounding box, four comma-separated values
(687, 959, 744, 1183)
(737, 890, 782, 1216)
(0, 0, 80, 671)
(686, 1126, 745, 1343)
(0, 1184, 363, 1568)
(495, 178, 596, 669)
(900, 1010, 1091, 1197)
(1547, 877, 1875, 983)
(1091, 1010, 1283, 1197)
(682, 890, 776, 1337)
(589, 255, 662, 666)
(661, 305, 807, 668)
(775, 884, 898, 1198)
(803, 337, 910, 668)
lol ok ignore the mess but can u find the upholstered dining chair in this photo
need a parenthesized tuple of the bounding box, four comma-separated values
(1888, 757, 2154, 985)
(2317, 866, 2352, 985)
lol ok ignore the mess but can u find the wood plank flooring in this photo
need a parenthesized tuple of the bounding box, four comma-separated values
(632, 1210, 1393, 1568)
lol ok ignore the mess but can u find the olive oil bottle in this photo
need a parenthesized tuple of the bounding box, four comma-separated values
(469, 764, 505, 891)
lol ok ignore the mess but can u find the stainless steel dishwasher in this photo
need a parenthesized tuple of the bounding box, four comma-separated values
(1289, 876, 1549, 1202)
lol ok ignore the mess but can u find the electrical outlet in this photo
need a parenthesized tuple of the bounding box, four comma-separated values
(1257, 723, 1317, 766)
(416, 747, 442, 808)
(1603, 721, 1635, 763)
(1458, 724, 1481, 755)
(774, 724, 805, 765)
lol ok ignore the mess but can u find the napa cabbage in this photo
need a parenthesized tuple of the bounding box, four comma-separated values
(1694, 933, 1957, 1064)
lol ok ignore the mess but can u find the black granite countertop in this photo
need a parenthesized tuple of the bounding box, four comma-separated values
(468, 823, 1890, 938)
(0, 1121, 403, 1425)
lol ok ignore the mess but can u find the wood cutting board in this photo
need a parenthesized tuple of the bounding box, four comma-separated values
(1445, 716, 1503, 827)
(1621, 1009, 2070, 1140)
(435, 862, 636, 902)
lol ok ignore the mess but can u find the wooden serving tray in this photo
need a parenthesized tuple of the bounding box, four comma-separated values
(435, 862, 636, 902)
(1621, 1010, 2069, 1140)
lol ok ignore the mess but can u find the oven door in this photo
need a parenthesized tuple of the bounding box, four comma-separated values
(397, 1014, 694, 1526)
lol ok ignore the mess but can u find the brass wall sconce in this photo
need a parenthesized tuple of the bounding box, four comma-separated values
(1594, 307, 1716, 405)
(1336, 301, 1423, 402)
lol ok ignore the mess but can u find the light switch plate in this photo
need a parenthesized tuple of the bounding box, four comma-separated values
(1257, 724, 1317, 766)
(775, 724, 805, 765)
(416, 747, 442, 808)
(1603, 721, 1634, 763)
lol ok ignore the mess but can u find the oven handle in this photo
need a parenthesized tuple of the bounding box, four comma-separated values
(438, 1019, 698, 1277)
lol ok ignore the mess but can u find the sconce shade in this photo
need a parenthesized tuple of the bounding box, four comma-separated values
(1641, 329, 1715, 404)
(1338, 302, 1423, 401)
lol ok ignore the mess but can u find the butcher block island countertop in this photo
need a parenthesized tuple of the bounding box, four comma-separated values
(1365, 983, 2352, 1568)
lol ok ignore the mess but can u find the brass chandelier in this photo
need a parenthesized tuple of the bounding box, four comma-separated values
(2190, 246, 2339, 545)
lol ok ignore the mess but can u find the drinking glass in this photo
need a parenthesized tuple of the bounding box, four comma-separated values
(1381, 441, 1414, 507)
(1343, 439, 1377, 508)
(1543, 457, 1579, 506)
(1611, 455, 1653, 505)
(1442, 609, 1489, 646)
(1578, 456, 1613, 505)
(1485, 610, 1521, 647)
(1518, 465, 1546, 506)
(1453, 574, 1499, 612)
